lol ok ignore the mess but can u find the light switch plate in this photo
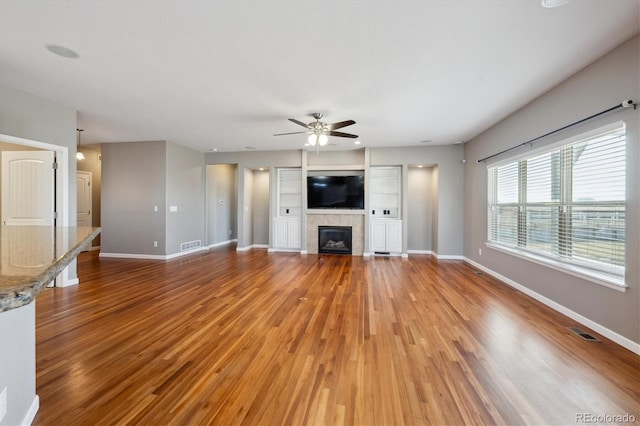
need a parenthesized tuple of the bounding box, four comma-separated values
(169, 205, 178, 212)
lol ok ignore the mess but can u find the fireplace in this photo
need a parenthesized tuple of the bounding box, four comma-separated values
(318, 226, 352, 255)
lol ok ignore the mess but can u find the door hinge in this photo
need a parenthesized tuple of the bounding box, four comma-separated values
(53, 212, 58, 219)
(88, 182, 91, 187)
(52, 161, 58, 170)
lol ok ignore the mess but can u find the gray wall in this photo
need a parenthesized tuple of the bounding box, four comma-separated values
(407, 167, 433, 251)
(252, 169, 270, 246)
(463, 35, 639, 344)
(101, 141, 167, 255)
(206, 150, 302, 250)
(243, 168, 254, 248)
(206, 164, 237, 245)
(371, 145, 464, 256)
(166, 142, 205, 255)
(0, 83, 77, 426)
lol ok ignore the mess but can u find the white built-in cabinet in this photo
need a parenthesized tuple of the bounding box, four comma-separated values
(273, 168, 302, 250)
(369, 167, 400, 218)
(370, 219, 402, 253)
(369, 166, 402, 254)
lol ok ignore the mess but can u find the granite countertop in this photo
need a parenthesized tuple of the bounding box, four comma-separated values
(0, 226, 101, 312)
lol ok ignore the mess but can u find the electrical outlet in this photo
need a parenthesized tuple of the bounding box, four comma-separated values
(229, 230, 232, 235)
(153, 241, 158, 248)
(153, 205, 158, 212)
(479, 248, 482, 256)
(0, 386, 7, 423)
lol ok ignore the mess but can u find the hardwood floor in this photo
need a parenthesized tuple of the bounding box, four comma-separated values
(33, 246, 639, 425)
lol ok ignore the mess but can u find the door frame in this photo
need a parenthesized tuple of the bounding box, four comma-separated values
(0, 132, 70, 283)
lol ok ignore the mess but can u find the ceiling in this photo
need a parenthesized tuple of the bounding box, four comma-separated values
(0, 1, 638, 153)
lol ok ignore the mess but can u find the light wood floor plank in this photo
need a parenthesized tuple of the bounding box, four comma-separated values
(32, 247, 639, 425)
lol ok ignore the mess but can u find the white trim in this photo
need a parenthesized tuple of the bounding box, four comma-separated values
(362, 252, 371, 257)
(99, 246, 210, 261)
(21, 395, 39, 426)
(268, 248, 302, 253)
(100, 253, 166, 260)
(401, 253, 409, 258)
(306, 209, 365, 215)
(88, 245, 101, 252)
(407, 250, 433, 255)
(433, 252, 464, 260)
(463, 257, 640, 355)
(300, 249, 308, 255)
(166, 246, 208, 260)
(237, 245, 270, 252)
(485, 243, 626, 292)
(60, 278, 79, 287)
(208, 239, 237, 248)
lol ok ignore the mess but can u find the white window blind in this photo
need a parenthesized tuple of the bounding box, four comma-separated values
(488, 124, 626, 276)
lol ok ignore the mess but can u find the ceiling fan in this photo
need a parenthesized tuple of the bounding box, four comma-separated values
(274, 113, 358, 152)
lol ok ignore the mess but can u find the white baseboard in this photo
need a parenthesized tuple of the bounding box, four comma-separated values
(463, 257, 640, 355)
(300, 249, 308, 255)
(100, 246, 209, 261)
(60, 278, 79, 287)
(88, 245, 101, 252)
(433, 252, 464, 260)
(407, 250, 433, 255)
(268, 248, 302, 253)
(165, 246, 209, 260)
(237, 244, 269, 252)
(209, 239, 237, 249)
(21, 395, 39, 426)
(100, 252, 166, 260)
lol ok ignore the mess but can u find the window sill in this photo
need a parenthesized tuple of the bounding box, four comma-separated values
(485, 243, 627, 292)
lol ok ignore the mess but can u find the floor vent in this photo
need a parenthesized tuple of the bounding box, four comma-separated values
(180, 240, 202, 252)
(474, 271, 484, 275)
(567, 327, 600, 342)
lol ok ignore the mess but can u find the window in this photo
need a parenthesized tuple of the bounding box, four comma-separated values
(488, 124, 626, 281)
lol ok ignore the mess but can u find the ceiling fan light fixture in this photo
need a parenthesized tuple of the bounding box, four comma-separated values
(308, 134, 317, 146)
(318, 134, 328, 146)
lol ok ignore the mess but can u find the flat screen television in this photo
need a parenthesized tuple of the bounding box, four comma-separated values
(307, 175, 364, 209)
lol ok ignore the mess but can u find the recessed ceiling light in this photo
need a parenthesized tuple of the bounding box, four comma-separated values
(541, 0, 570, 8)
(45, 44, 79, 59)
(354, 140, 361, 145)
(453, 140, 464, 145)
(245, 146, 256, 150)
(209, 148, 218, 152)
(420, 140, 433, 144)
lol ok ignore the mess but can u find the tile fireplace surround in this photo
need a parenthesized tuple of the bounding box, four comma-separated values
(306, 214, 364, 255)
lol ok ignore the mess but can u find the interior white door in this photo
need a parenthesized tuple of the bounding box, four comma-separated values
(1, 150, 55, 226)
(76, 171, 92, 227)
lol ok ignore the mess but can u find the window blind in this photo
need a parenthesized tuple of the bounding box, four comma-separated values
(488, 124, 626, 275)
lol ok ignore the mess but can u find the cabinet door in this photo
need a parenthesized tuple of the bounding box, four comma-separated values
(287, 220, 301, 248)
(370, 221, 388, 252)
(385, 220, 403, 253)
(274, 219, 288, 248)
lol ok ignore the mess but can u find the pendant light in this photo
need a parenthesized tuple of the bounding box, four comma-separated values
(76, 128, 85, 160)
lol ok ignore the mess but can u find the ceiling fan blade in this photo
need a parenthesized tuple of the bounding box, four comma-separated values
(327, 120, 355, 130)
(328, 131, 359, 139)
(288, 118, 311, 129)
(274, 131, 312, 136)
